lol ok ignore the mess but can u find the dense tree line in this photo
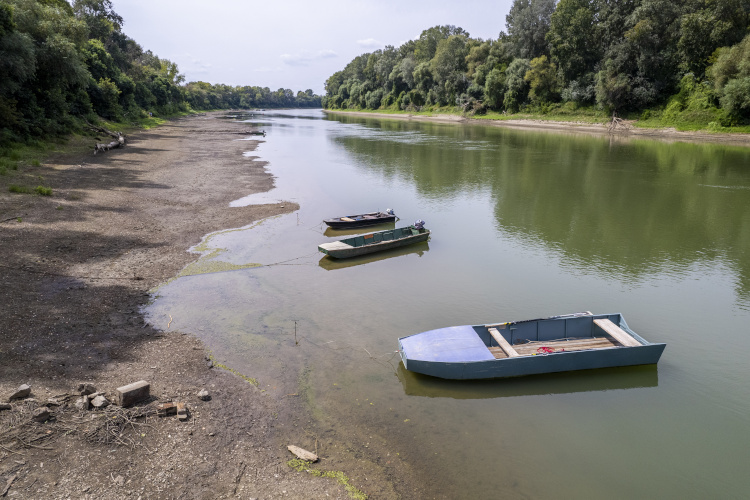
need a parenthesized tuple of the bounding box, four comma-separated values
(324, 0, 750, 125)
(0, 0, 321, 145)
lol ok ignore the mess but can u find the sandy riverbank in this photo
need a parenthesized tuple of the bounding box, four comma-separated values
(325, 109, 750, 146)
(0, 112, 370, 499)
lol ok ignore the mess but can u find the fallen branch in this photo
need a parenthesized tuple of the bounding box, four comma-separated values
(87, 121, 126, 154)
(607, 113, 632, 133)
(1, 474, 17, 497)
(94, 134, 125, 155)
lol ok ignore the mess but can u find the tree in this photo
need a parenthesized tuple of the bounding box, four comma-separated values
(524, 55, 559, 104)
(72, 0, 123, 42)
(546, 0, 601, 84)
(505, 0, 556, 59)
(504, 58, 531, 111)
(414, 25, 469, 62)
(709, 34, 750, 119)
(483, 68, 506, 109)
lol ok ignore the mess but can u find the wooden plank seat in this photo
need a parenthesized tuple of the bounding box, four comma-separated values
(487, 327, 520, 357)
(593, 318, 641, 347)
(488, 336, 618, 359)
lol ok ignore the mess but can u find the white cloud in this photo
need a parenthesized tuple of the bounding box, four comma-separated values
(280, 50, 338, 67)
(356, 38, 383, 48)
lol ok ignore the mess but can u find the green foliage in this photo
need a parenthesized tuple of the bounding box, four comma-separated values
(709, 34, 750, 121)
(35, 185, 52, 195)
(524, 55, 559, 104)
(505, 0, 556, 59)
(9, 184, 31, 194)
(504, 58, 531, 112)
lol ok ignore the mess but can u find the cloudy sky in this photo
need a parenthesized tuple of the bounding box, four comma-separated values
(113, 0, 515, 95)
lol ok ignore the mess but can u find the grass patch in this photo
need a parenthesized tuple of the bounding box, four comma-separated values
(287, 459, 367, 500)
(35, 185, 52, 196)
(8, 184, 31, 194)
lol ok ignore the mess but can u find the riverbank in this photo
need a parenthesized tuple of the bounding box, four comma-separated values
(324, 109, 750, 147)
(0, 113, 360, 499)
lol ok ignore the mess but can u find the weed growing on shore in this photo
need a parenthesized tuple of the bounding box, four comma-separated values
(35, 186, 52, 196)
(207, 353, 259, 386)
(8, 184, 31, 194)
(287, 459, 367, 500)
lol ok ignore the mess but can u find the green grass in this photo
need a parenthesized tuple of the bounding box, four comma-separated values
(35, 185, 52, 196)
(8, 184, 31, 194)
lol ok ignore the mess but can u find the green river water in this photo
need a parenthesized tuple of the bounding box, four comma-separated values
(146, 109, 750, 499)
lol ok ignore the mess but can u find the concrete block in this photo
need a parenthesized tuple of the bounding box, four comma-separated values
(116, 380, 150, 407)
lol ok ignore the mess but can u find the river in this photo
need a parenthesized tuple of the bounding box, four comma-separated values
(146, 109, 750, 499)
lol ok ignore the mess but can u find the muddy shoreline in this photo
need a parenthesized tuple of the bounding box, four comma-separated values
(0, 112, 368, 499)
(325, 109, 750, 146)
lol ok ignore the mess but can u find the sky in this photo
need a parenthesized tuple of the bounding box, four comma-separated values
(113, 0, 515, 95)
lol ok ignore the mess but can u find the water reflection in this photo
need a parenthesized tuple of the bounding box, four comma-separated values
(318, 242, 429, 270)
(396, 362, 658, 399)
(327, 113, 750, 302)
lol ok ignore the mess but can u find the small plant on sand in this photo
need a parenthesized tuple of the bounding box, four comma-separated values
(35, 185, 52, 196)
(9, 184, 31, 194)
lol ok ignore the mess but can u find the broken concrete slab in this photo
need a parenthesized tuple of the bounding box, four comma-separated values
(91, 395, 109, 408)
(32, 407, 51, 422)
(75, 396, 90, 410)
(115, 380, 150, 407)
(8, 384, 31, 401)
(76, 383, 96, 396)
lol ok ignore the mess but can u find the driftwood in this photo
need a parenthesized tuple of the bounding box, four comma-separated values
(87, 121, 126, 155)
(607, 113, 632, 133)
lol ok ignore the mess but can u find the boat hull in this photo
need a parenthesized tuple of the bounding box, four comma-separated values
(398, 313, 666, 380)
(319, 227, 430, 259)
(324, 215, 397, 229)
(323, 212, 396, 229)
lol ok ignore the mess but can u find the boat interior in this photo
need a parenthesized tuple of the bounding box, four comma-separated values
(484, 317, 642, 359)
(344, 227, 423, 247)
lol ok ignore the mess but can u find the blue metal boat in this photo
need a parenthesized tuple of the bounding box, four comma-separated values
(398, 312, 665, 380)
(318, 223, 429, 259)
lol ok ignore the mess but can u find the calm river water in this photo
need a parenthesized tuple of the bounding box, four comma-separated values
(147, 109, 750, 499)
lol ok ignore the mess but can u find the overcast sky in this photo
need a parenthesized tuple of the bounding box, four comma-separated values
(113, 0, 515, 95)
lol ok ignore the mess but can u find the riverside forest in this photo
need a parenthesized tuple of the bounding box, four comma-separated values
(0, 0, 321, 151)
(323, 0, 750, 131)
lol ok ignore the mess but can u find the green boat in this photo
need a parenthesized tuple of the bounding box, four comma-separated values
(318, 223, 430, 259)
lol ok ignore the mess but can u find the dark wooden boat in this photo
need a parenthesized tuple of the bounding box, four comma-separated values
(323, 209, 396, 229)
(318, 224, 430, 259)
(398, 312, 665, 380)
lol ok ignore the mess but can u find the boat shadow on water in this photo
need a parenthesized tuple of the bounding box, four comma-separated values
(395, 362, 658, 399)
(318, 241, 429, 270)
